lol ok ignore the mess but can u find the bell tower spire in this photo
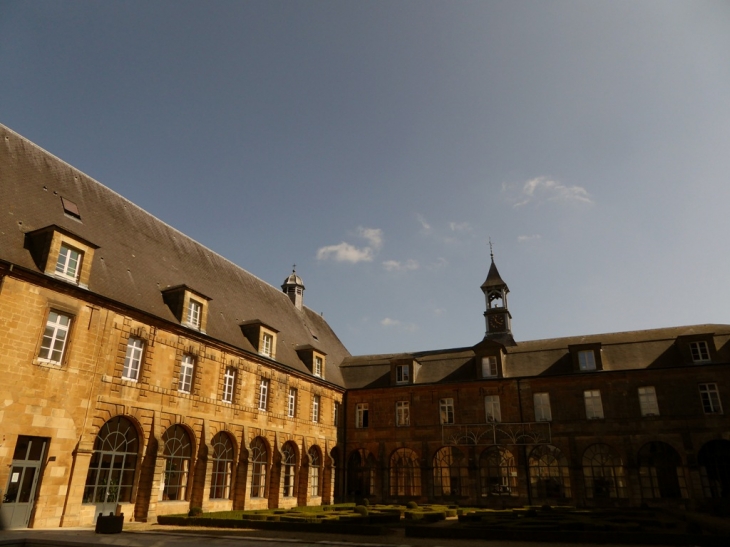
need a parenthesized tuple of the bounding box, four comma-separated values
(480, 245, 516, 346)
(282, 265, 305, 310)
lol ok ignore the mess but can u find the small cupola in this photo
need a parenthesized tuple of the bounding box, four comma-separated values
(282, 266, 305, 310)
(481, 246, 515, 346)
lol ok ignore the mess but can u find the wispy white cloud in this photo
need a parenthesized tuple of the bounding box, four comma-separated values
(517, 234, 542, 242)
(416, 213, 431, 234)
(380, 317, 418, 332)
(427, 257, 449, 270)
(433, 308, 446, 316)
(449, 221, 472, 232)
(506, 177, 593, 207)
(316, 226, 383, 263)
(382, 259, 419, 272)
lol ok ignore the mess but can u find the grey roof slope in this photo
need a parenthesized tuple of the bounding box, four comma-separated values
(0, 124, 349, 386)
(340, 324, 730, 389)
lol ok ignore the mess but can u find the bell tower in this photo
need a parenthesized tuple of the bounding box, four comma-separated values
(282, 266, 305, 310)
(481, 246, 516, 346)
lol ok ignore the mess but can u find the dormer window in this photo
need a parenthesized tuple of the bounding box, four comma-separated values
(162, 285, 211, 332)
(261, 332, 273, 357)
(55, 244, 82, 282)
(569, 343, 603, 372)
(396, 364, 410, 384)
(578, 350, 596, 371)
(186, 299, 202, 329)
(690, 341, 710, 363)
(25, 225, 97, 288)
(314, 355, 323, 377)
(481, 356, 498, 378)
(391, 358, 419, 385)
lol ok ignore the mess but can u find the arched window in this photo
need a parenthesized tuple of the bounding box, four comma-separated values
(582, 444, 627, 499)
(347, 449, 374, 498)
(389, 448, 421, 497)
(479, 447, 518, 497)
(433, 447, 469, 498)
(528, 444, 571, 499)
(281, 442, 298, 498)
(638, 442, 686, 499)
(83, 417, 139, 513)
(309, 446, 322, 497)
(162, 425, 193, 501)
(250, 437, 268, 498)
(209, 432, 235, 499)
(698, 439, 730, 498)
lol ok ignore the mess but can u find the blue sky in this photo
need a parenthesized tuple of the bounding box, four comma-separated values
(2, 1, 729, 355)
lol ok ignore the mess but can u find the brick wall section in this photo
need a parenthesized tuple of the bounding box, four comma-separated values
(0, 273, 343, 527)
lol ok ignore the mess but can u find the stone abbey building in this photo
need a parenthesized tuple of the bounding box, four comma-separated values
(1, 123, 729, 528)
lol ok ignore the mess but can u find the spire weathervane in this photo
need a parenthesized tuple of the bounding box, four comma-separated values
(489, 238, 494, 262)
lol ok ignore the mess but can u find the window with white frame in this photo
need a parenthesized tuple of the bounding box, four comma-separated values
(355, 403, 369, 428)
(396, 401, 410, 426)
(122, 337, 144, 380)
(312, 395, 320, 423)
(186, 299, 202, 329)
(440, 398, 455, 424)
(38, 311, 72, 364)
(485, 395, 501, 422)
(533, 392, 552, 422)
(287, 388, 297, 418)
(222, 367, 236, 403)
(55, 244, 82, 282)
(178, 354, 195, 393)
(481, 356, 498, 378)
(584, 389, 604, 419)
(699, 383, 723, 414)
(690, 341, 710, 363)
(638, 386, 659, 417)
(578, 350, 597, 371)
(314, 356, 323, 377)
(334, 402, 340, 426)
(261, 332, 273, 357)
(258, 378, 269, 410)
(396, 364, 410, 384)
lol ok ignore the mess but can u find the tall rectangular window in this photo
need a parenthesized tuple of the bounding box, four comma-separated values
(179, 355, 194, 393)
(533, 392, 552, 422)
(584, 389, 604, 419)
(396, 401, 410, 426)
(481, 356, 498, 378)
(38, 311, 72, 364)
(287, 388, 297, 418)
(122, 337, 144, 381)
(261, 333, 273, 357)
(690, 341, 710, 363)
(222, 367, 236, 403)
(396, 364, 410, 384)
(334, 402, 340, 426)
(638, 386, 659, 416)
(578, 350, 596, 371)
(314, 356, 323, 377)
(484, 395, 501, 422)
(258, 378, 269, 410)
(186, 299, 202, 329)
(355, 403, 369, 428)
(312, 395, 320, 423)
(55, 244, 82, 282)
(440, 398, 454, 424)
(699, 383, 723, 414)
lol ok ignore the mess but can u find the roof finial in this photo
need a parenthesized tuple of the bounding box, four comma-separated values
(489, 238, 494, 262)
(292, 264, 296, 272)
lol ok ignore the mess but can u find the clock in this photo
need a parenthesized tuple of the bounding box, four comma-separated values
(488, 314, 505, 331)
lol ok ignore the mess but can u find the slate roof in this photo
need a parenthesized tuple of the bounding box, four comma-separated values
(341, 325, 730, 389)
(0, 123, 349, 387)
(481, 259, 507, 290)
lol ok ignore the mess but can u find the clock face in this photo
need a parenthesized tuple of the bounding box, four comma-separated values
(489, 314, 505, 331)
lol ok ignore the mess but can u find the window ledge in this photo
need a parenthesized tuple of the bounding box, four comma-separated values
(34, 358, 62, 368)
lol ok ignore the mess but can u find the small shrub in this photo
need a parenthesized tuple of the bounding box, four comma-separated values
(406, 501, 418, 509)
(354, 505, 369, 517)
(188, 507, 203, 517)
(361, 498, 369, 506)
